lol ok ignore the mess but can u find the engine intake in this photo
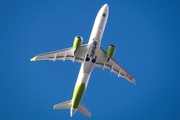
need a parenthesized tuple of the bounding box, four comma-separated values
(73, 36, 83, 49)
(107, 44, 116, 58)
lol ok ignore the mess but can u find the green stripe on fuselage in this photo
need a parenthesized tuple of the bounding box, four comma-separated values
(72, 83, 86, 108)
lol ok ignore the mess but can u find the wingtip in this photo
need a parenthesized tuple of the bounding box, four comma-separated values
(30, 56, 37, 61)
(133, 80, 136, 85)
(53, 105, 57, 109)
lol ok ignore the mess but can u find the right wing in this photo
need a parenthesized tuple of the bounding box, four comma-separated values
(95, 47, 135, 85)
(30, 44, 88, 64)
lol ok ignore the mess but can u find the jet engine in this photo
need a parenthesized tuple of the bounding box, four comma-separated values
(73, 36, 83, 49)
(107, 44, 116, 58)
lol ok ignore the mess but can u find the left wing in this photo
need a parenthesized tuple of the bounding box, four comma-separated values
(30, 44, 88, 63)
(95, 48, 135, 85)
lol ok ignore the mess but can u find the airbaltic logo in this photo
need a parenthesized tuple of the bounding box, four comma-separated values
(90, 41, 98, 58)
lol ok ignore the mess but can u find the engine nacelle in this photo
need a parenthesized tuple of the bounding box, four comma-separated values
(107, 44, 116, 58)
(73, 36, 83, 49)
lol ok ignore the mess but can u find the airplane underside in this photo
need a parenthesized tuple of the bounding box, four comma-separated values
(30, 4, 135, 117)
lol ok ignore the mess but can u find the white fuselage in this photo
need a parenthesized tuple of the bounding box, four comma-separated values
(72, 4, 109, 109)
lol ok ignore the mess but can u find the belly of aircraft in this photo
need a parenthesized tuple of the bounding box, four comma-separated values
(83, 41, 100, 73)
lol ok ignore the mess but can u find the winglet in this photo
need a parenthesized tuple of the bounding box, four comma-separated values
(30, 56, 37, 61)
(133, 80, 136, 85)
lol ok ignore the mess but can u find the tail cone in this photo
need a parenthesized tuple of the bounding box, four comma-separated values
(70, 108, 77, 117)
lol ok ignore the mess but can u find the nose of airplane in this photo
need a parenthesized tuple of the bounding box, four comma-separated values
(102, 4, 109, 12)
(70, 108, 77, 117)
(103, 4, 108, 9)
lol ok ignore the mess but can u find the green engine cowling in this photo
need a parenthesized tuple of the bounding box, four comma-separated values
(107, 45, 116, 58)
(73, 36, 83, 49)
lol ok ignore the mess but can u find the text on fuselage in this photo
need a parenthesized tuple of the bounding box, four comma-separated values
(90, 41, 98, 58)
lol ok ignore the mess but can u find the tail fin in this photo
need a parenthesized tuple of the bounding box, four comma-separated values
(53, 100, 71, 109)
(78, 103, 91, 117)
(53, 100, 91, 117)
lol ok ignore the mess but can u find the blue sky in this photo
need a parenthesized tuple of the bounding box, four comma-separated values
(1, 0, 180, 119)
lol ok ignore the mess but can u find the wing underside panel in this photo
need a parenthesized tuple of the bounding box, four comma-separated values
(31, 44, 88, 63)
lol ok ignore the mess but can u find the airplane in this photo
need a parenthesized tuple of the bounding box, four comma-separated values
(30, 4, 135, 117)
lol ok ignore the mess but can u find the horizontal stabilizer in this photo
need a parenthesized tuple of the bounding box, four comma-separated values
(53, 100, 71, 109)
(78, 103, 91, 117)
